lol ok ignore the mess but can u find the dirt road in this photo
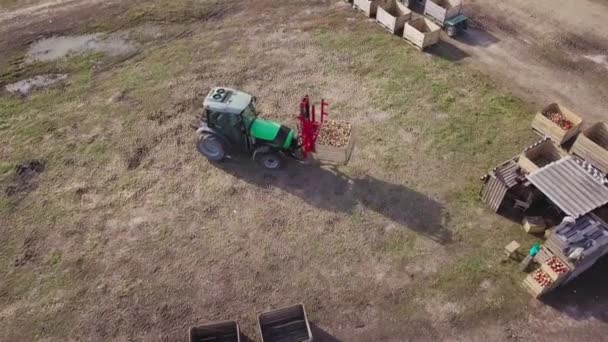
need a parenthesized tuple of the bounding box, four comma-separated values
(450, 0, 608, 124)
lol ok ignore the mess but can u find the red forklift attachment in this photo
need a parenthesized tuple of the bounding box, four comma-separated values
(297, 95, 329, 159)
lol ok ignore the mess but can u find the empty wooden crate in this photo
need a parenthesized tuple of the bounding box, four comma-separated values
(190, 321, 240, 342)
(517, 139, 568, 174)
(376, 0, 412, 33)
(571, 122, 608, 173)
(258, 304, 312, 342)
(531, 103, 583, 144)
(353, 0, 378, 17)
(403, 17, 441, 50)
(424, 0, 462, 25)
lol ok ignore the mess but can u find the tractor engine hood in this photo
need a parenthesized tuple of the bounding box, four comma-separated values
(250, 118, 295, 150)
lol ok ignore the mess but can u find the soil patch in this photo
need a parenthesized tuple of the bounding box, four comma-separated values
(26, 34, 137, 63)
(5, 73, 68, 95)
(4, 159, 45, 198)
(126, 146, 149, 170)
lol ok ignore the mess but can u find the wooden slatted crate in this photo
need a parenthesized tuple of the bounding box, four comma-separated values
(353, 0, 378, 17)
(376, 0, 412, 34)
(571, 122, 608, 173)
(424, 0, 462, 25)
(540, 256, 571, 283)
(517, 139, 568, 174)
(314, 122, 355, 165)
(523, 269, 555, 298)
(403, 17, 441, 50)
(531, 103, 583, 144)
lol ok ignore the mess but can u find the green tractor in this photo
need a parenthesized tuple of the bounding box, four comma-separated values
(195, 87, 317, 170)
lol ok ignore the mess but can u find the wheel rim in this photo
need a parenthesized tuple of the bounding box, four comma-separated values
(263, 156, 280, 169)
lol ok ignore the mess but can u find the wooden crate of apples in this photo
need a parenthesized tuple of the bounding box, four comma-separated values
(523, 269, 555, 298)
(314, 120, 355, 165)
(541, 256, 570, 283)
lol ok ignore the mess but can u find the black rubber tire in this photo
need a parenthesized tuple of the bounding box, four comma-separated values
(447, 26, 456, 37)
(197, 134, 226, 162)
(258, 153, 283, 170)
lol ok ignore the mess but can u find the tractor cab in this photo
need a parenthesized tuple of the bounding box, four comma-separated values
(197, 87, 297, 169)
(202, 87, 257, 151)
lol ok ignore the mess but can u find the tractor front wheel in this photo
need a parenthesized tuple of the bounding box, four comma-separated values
(258, 153, 283, 170)
(197, 134, 226, 162)
(446, 25, 457, 37)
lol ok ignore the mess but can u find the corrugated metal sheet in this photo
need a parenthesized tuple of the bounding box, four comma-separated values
(481, 176, 507, 212)
(527, 157, 608, 217)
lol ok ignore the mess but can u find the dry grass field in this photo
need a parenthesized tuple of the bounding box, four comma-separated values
(1, 0, 607, 341)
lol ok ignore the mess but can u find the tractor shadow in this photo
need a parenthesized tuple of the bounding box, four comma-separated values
(213, 159, 452, 245)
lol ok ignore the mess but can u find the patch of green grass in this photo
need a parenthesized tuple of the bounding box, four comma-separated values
(313, 22, 540, 322)
(315, 28, 536, 175)
(381, 231, 419, 261)
(48, 250, 63, 269)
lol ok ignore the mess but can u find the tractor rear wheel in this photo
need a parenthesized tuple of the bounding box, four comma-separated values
(197, 134, 225, 162)
(258, 153, 283, 170)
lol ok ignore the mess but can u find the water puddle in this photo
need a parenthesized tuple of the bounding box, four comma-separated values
(5, 74, 68, 95)
(26, 34, 137, 63)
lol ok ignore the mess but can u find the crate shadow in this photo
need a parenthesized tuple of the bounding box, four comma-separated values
(211, 158, 452, 245)
(541, 255, 608, 323)
(426, 39, 470, 62)
(453, 27, 500, 48)
(310, 323, 341, 342)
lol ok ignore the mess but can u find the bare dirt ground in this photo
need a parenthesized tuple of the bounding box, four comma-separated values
(1, 0, 607, 341)
(451, 0, 608, 124)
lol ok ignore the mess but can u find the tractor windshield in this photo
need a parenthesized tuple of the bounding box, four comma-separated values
(241, 102, 257, 128)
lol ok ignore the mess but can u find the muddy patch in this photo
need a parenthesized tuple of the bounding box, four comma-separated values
(5, 73, 68, 95)
(4, 160, 45, 199)
(26, 34, 137, 63)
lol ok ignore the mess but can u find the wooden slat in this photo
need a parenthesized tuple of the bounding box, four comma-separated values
(423, 0, 462, 24)
(403, 17, 440, 49)
(481, 176, 507, 212)
(376, 1, 412, 33)
(353, 0, 378, 17)
(571, 122, 608, 173)
(313, 125, 355, 165)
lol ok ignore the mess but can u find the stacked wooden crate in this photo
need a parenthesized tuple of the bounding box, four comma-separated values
(542, 215, 608, 285)
(571, 122, 608, 173)
(523, 269, 556, 298)
(531, 103, 583, 144)
(376, 0, 412, 34)
(403, 17, 441, 50)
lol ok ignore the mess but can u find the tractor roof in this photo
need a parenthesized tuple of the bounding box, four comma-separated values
(203, 87, 252, 115)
